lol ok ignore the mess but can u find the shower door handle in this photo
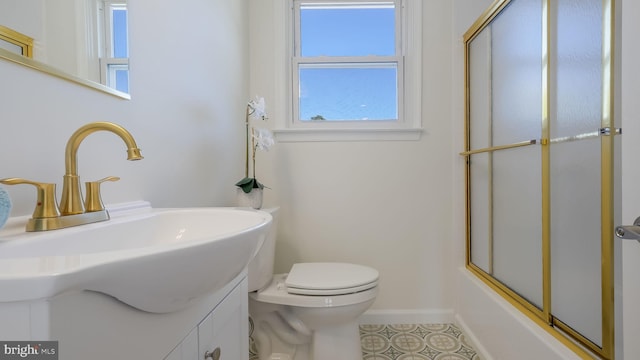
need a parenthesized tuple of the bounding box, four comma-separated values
(615, 216, 640, 242)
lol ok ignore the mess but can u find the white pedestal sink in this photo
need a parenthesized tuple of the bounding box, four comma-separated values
(0, 201, 272, 313)
(0, 202, 271, 359)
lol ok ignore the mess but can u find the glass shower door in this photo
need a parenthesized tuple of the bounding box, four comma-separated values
(549, 0, 607, 349)
(463, 0, 616, 357)
(467, 0, 545, 312)
(490, 0, 543, 309)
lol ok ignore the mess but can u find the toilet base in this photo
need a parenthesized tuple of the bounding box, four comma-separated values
(311, 321, 362, 360)
(251, 310, 365, 360)
(255, 322, 362, 360)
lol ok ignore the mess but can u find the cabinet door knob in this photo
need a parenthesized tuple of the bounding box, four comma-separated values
(204, 347, 220, 360)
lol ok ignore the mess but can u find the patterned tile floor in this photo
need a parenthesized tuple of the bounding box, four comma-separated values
(360, 324, 482, 360)
(249, 321, 482, 360)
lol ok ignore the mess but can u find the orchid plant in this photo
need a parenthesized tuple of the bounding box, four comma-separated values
(236, 96, 275, 193)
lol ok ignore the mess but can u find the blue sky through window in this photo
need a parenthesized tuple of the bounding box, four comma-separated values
(115, 69, 129, 93)
(297, 3, 398, 121)
(300, 6, 395, 57)
(112, 9, 128, 58)
(299, 66, 398, 120)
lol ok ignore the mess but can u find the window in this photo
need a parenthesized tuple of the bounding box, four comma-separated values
(295, 1, 400, 123)
(279, 0, 422, 140)
(100, 1, 129, 93)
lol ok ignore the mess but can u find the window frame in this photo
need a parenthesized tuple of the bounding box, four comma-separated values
(99, 1, 129, 93)
(273, 0, 422, 141)
(292, 0, 403, 126)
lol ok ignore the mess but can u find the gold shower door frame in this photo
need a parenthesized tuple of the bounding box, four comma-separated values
(461, 0, 616, 358)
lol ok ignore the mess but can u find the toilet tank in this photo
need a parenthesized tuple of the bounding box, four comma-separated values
(247, 207, 279, 291)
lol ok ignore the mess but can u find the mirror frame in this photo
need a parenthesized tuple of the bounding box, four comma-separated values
(0, 25, 33, 58)
(0, 25, 130, 100)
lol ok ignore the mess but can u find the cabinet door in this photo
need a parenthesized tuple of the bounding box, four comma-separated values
(164, 327, 199, 360)
(198, 281, 248, 360)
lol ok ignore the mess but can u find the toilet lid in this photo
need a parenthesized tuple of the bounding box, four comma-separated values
(285, 263, 379, 296)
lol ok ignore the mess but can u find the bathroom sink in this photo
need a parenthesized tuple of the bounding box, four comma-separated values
(0, 202, 271, 313)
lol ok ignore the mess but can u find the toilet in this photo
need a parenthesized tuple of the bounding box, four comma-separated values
(247, 208, 379, 360)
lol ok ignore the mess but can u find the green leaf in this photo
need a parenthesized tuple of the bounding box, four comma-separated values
(235, 177, 264, 193)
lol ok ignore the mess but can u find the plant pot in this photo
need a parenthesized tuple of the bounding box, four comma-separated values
(236, 187, 263, 209)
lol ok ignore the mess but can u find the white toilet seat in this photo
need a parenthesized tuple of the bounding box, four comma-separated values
(250, 273, 379, 308)
(286, 280, 378, 296)
(285, 263, 379, 296)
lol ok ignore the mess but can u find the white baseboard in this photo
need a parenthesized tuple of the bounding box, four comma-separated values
(359, 309, 456, 325)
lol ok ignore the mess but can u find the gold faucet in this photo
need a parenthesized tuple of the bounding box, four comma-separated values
(0, 122, 143, 231)
(60, 122, 143, 215)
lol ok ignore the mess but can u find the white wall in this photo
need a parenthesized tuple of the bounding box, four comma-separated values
(620, 0, 640, 358)
(0, 0, 249, 215)
(249, 0, 456, 315)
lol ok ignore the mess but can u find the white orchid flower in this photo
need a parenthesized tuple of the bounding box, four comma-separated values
(248, 96, 267, 120)
(252, 127, 275, 151)
(239, 96, 275, 191)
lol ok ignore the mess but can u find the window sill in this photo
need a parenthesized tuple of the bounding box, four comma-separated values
(272, 127, 423, 142)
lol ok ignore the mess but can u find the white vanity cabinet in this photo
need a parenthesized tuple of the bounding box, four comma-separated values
(165, 277, 248, 360)
(198, 278, 248, 360)
(0, 271, 249, 360)
(165, 328, 199, 360)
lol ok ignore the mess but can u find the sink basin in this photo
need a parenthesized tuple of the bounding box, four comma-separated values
(0, 202, 271, 313)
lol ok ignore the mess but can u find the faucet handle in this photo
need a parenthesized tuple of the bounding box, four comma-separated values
(0, 178, 61, 219)
(84, 176, 120, 212)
